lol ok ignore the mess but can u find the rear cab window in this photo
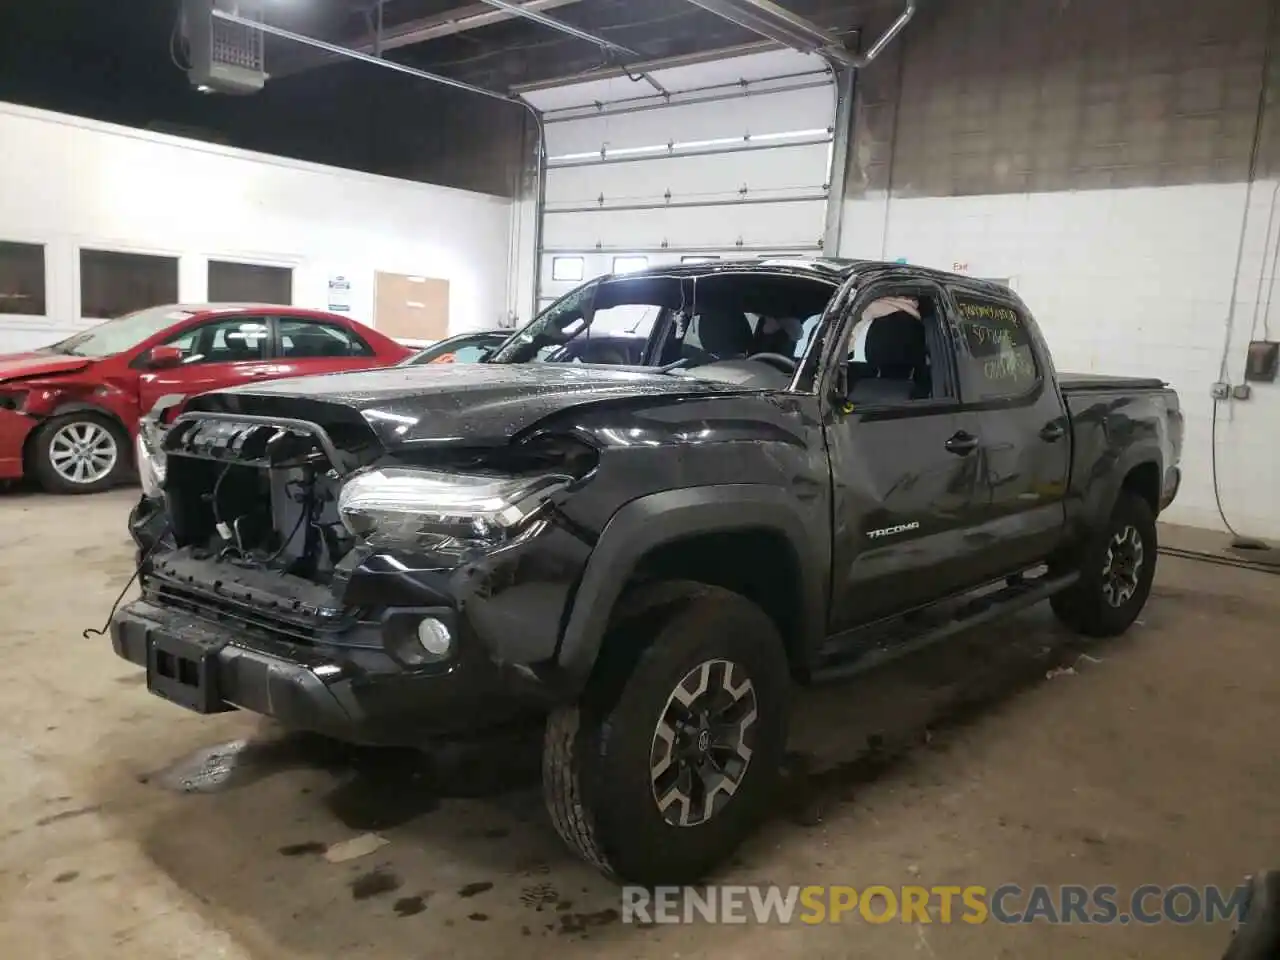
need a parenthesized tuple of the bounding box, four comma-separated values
(950, 291, 1041, 402)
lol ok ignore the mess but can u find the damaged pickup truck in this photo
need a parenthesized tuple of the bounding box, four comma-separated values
(113, 259, 1183, 884)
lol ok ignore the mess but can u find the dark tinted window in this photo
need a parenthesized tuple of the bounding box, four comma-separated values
(0, 241, 46, 316)
(209, 261, 293, 304)
(278, 318, 373, 358)
(164, 317, 270, 364)
(80, 249, 179, 319)
(953, 294, 1039, 400)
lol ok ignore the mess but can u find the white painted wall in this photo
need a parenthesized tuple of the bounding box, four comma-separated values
(841, 183, 1280, 539)
(0, 102, 514, 352)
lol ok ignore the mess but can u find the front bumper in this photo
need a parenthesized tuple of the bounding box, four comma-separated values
(111, 598, 556, 746)
(0, 409, 36, 480)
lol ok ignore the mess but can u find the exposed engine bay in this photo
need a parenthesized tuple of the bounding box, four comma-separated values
(161, 415, 376, 586)
(153, 407, 601, 594)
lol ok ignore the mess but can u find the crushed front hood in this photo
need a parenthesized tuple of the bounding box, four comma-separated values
(0, 352, 92, 384)
(185, 362, 756, 448)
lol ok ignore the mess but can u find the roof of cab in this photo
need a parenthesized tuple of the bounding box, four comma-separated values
(604, 257, 1018, 299)
(159, 303, 356, 317)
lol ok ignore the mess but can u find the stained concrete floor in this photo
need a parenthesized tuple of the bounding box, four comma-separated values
(0, 489, 1276, 959)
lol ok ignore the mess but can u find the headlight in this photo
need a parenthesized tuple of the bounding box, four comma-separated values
(337, 467, 569, 550)
(135, 430, 166, 498)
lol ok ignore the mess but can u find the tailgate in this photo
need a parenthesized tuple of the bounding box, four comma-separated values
(1058, 372, 1167, 392)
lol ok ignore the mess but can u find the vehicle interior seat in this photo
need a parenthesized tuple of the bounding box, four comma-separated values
(288, 332, 346, 358)
(210, 338, 261, 363)
(848, 311, 932, 403)
(686, 308, 755, 363)
(755, 316, 803, 357)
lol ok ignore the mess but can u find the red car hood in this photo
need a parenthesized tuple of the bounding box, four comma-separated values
(0, 352, 93, 384)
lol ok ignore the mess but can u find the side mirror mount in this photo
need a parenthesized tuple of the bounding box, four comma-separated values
(146, 345, 183, 370)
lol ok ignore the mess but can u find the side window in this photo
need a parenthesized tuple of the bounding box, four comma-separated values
(278, 318, 374, 359)
(451, 343, 491, 363)
(843, 293, 947, 405)
(163, 317, 269, 365)
(952, 293, 1039, 400)
(794, 314, 820, 359)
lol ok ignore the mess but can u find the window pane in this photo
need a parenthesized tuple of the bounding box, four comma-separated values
(0, 241, 46, 316)
(954, 295, 1038, 399)
(278, 318, 373, 358)
(164, 317, 269, 365)
(551, 257, 584, 282)
(612, 256, 648, 274)
(80, 249, 178, 319)
(209, 261, 293, 304)
(451, 344, 490, 363)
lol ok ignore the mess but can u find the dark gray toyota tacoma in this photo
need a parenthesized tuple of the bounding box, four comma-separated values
(114, 259, 1182, 884)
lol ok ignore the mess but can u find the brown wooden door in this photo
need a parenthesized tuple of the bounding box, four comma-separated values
(373, 272, 450, 342)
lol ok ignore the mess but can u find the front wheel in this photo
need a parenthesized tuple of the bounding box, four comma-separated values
(31, 413, 130, 495)
(542, 584, 790, 885)
(1051, 490, 1157, 637)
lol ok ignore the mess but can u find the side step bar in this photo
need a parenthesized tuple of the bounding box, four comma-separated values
(810, 571, 1079, 684)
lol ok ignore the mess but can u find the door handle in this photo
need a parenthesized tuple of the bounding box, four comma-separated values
(1039, 421, 1066, 442)
(944, 431, 979, 456)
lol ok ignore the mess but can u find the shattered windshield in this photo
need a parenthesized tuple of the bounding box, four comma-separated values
(44, 305, 194, 358)
(487, 273, 835, 376)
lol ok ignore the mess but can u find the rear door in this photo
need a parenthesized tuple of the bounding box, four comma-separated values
(944, 285, 1070, 578)
(272, 315, 383, 378)
(137, 314, 276, 416)
(824, 277, 985, 631)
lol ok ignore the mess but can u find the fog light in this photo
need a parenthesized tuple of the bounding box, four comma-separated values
(416, 618, 453, 658)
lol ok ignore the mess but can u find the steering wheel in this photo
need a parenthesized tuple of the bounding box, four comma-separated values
(746, 352, 798, 375)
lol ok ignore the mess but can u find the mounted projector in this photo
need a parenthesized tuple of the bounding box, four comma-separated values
(181, 0, 267, 95)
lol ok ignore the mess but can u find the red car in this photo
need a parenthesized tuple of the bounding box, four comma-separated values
(0, 304, 412, 494)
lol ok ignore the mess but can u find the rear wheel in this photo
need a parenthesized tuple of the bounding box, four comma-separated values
(542, 584, 789, 885)
(1051, 490, 1157, 637)
(31, 413, 130, 495)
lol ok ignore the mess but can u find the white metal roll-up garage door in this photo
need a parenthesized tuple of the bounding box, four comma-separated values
(519, 47, 837, 309)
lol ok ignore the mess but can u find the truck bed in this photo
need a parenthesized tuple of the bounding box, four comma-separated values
(1059, 372, 1167, 392)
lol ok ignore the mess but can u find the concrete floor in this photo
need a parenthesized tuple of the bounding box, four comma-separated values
(1, 489, 1277, 959)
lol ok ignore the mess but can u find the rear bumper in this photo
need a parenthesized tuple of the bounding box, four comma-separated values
(0, 409, 35, 480)
(110, 598, 555, 746)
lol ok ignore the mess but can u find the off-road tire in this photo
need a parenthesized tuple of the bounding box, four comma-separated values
(542, 583, 790, 885)
(1051, 490, 1157, 637)
(31, 412, 131, 495)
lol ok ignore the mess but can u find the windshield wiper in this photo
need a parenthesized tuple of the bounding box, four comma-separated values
(657, 358, 690, 374)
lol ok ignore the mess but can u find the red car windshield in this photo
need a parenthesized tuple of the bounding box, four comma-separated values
(45, 306, 196, 358)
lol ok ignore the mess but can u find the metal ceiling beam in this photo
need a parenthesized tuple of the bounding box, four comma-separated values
(354, 0, 586, 55)
(510, 39, 778, 93)
(475, 0, 670, 94)
(477, 0, 637, 59)
(211, 8, 522, 103)
(681, 0, 916, 68)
